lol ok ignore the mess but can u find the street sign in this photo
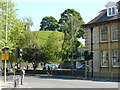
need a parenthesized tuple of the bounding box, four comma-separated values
(2, 53, 9, 60)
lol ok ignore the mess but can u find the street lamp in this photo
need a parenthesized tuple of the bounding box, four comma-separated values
(69, 14, 74, 76)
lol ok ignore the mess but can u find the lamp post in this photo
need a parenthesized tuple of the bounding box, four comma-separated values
(69, 14, 74, 76)
(4, 0, 8, 83)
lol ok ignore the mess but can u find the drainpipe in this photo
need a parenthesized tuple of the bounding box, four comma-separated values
(108, 25, 111, 78)
(90, 27, 94, 77)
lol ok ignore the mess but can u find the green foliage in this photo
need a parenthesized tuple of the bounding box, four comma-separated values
(59, 9, 85, 62)
(0, 0, 25, 48)
(39, 16, 59, 31)
(0, 1, 85, 65)
(37, 8, 85, 63)
(23, 43, 41, 70)
(23, 31, 63, 46)
(44, 32, 63, 63)
(0, 0, 26, 64)
(22, 31, 64, 64)
(59, 8, 84, 38)
(59, 9, 83, 24)
(23, 43, 41, 63)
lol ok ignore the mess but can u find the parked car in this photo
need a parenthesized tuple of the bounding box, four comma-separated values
(76, 64, 86, 70)
(2, 68, 15, 76)
(43, 64, 59, 70)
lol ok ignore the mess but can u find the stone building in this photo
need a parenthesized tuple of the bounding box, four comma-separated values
(83, 1, 120, 78)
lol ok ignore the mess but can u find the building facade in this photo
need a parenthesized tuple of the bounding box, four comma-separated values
(83, 1, 120, 78)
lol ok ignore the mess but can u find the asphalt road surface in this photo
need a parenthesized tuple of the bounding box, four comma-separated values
(23, 75, 119, 88)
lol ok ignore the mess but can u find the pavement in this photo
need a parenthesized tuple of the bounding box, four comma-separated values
(0, 74, 119, 89)
(0, 76, 27, 90)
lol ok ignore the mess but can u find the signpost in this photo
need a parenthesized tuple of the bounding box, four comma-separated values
(2, 53, 9, 60)
(2, 0, 9, 84)
(1, 53, 9, 83)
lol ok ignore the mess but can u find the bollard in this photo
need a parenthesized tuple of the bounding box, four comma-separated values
(13, 76, 16, 87)
(14, 79, 16, 87)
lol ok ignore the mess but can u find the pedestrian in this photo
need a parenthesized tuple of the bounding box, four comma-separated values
(26, 65, 29, 70)
(20, 68, 25, 85)
(48, 66, 50, 74)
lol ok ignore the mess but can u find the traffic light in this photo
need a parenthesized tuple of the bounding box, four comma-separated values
(16, 48, 22, 58)
(84, 51, 89, 60)
(90, 52, 94, 60)
(2, 47, 9, 53)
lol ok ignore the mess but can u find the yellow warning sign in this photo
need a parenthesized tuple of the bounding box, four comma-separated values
(2, 53, 9, 60)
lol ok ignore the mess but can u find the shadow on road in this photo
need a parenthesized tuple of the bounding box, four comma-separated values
(26, 74, 120, 83)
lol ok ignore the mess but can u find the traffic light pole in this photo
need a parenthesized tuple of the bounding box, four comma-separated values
(90, 27, 94, 77)
(16, 48, 22, 69)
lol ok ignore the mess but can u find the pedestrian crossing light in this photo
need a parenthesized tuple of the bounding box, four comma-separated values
(84, 51, 89, 60)
(16, 48, 22, 58)
(84, 51, 94, 60)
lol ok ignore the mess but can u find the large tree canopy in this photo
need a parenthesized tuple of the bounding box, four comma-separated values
(58, 9, 84, 38)
(23, 43, 41, 70)
(39, 16, 59, 31)
(59, 9, 85, 62)
(59, 9, 83, 24)
(0, 0, 27, 67)
(0, 0, 25, 49)
(22, 31, 63, 66)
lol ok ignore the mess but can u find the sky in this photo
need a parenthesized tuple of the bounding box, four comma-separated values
(12, 0, 119, 44)
(13, 0, 119, 31)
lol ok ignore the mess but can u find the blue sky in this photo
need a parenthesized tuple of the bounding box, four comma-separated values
(13, 0, 119, 31)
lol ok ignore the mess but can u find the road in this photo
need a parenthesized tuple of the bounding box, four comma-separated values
(22, 75, 119, 88)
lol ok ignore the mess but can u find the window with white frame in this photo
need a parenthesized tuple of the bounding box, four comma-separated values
(100, 26, 107, 42)
(111, 24, 118, 41)
(112, 50, 119, 67)
(107, 6, 116, 16)
(105, 2, 117, 17)
(101, 51, 108, 67)
(112, 7, 115, 15)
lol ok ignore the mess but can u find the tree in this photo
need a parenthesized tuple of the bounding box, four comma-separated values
(19, 31, 39, 48)
(0, 0, 25, 48)
(59, 9, 84, 62)
(0, 0, 26, 66)
(59, 9, 84, 38)
(23, 43, 41, 70)
(39, 16, 59, 31)
(22, 31, 63, 69)
(43, 32, 63, 63)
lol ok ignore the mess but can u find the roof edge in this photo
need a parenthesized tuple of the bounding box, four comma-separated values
(82, 18, 120, 28)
